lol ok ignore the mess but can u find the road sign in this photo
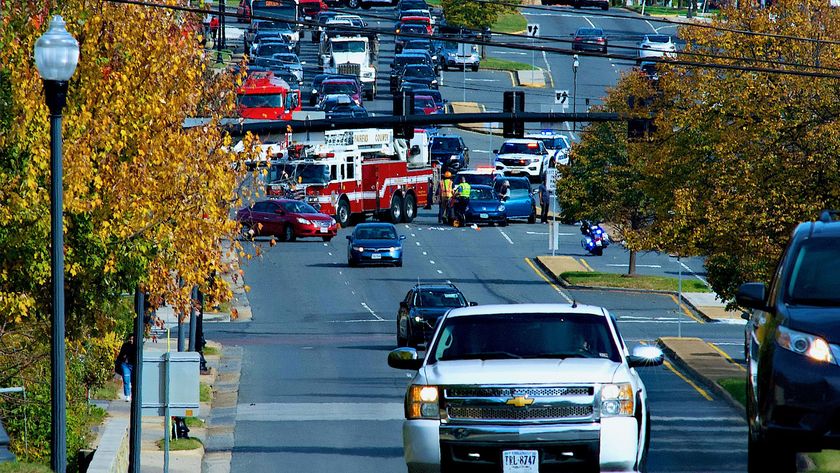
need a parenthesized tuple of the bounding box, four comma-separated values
(554, 90, 569, 109)
(545, 168, 557, 193)
(527, 23, 540, 37)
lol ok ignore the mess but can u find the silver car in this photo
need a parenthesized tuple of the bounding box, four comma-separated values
(271, 53, 304, 84)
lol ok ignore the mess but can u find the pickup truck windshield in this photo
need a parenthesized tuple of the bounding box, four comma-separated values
(332, 41, 366, 53)
(785, 238, 840, 306)
(430, 313, 621, 363)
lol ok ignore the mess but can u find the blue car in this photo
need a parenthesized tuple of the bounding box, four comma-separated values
(494, 177, 537, 223)
(346, 223, 406, 267)
(444, 185, 507, 226)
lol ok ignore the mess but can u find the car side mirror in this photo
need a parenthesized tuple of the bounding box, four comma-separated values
(469, 301, 478, 307)
(400, 301, 408, 309)
(399, 235, 407, 240)
(493, 149, 499, 154)
(735, 282, 768, 311)
(388, 347, 423, 370)
(627, 345, 664, 368)
(410, 145, 421, 156)
(346, 235, 352, 241)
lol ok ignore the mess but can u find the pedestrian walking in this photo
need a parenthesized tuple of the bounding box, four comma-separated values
(538, 182, 550, 223)
(438, 171, 453, 223)
(209, 15, 220, 48)
(116, 335, 136, 402)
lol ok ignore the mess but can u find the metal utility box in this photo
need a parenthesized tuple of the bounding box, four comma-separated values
(141, 352, 201, 417)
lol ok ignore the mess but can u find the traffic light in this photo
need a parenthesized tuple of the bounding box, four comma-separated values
(393, 91, 415, 140)
(626, 94, 656, 142)
(503, 91, 525, 138)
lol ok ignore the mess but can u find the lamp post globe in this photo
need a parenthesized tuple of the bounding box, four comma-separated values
(35, 14, 78, 473)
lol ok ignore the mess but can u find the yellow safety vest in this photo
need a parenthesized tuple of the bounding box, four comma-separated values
(456, 182, 471, 198)
(441, 179, 453, 199)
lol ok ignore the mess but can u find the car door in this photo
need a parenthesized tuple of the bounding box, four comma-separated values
(249, 201, 272, 235)
(265, 201, 289, 235)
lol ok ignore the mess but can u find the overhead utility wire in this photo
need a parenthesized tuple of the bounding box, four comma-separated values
(105, 0, 840, 80)
(326, 5, 840, 73)
(468, 0, 840, 47)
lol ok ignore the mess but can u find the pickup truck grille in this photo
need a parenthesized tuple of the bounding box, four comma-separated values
(448, 405, 593, 421)
(447, 387, 593, 398)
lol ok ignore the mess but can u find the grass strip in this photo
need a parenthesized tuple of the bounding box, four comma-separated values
(482, 57, 537, 71)
(492, 11, 527, 33)
(200, 383, 213, 403)
(185, 417, 206, 428)
(717, 377, 746, 407)
(202, 345, 220, 356)
(155, 438, 203, 451)
(560, 271, 711, 292)
(0, 463, 54, 473)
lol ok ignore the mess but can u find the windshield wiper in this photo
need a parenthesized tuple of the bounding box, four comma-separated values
(525, 353, 591, 359)
(453, 351, 523, 360)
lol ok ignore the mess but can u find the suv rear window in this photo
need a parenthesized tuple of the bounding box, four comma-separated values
(430, 313, 620, 363)
(785, 238, 840, 306)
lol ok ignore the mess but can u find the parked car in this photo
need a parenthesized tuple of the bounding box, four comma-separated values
(396, 283, 475, 347)
(388, 303, 664, 473)
(346, 223, 406, 267)
(638, 34, 676, 61)
(430, 135, 469, 171)
(736, 210, 840, 472)
(236, 198, 338, 242)
(494, 176, 536, 223)
(572, 27, 608, 54)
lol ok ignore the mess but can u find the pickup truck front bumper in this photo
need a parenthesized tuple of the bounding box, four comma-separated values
(404, 418, 639, 473)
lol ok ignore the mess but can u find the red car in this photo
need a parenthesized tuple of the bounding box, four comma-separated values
(236, 199, 338, 242)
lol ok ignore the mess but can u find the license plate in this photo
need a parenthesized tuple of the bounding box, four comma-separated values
(480, 213, 489, 219)
(319, 227, 328, 233)
(595, 240, 603, 247)
(371, 253, 382, 260)
(503, 450, 538, 473)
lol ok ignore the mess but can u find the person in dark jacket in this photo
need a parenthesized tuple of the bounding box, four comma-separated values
(116, 335, 136, 402)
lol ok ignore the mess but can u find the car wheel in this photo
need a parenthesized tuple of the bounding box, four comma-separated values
(336, 198, 351, 228)
(471, 64, 479, 72)
(365, 88, 374, 101)
(442, 64, 449, 71)
(528, 208, 536, 224)
(283, 224, 296, 242)
(389, 194, 403, 223)
(395, 258, 403, 268)
(747, 425, 796, 473)
(322, 236, 333, 242)
(593, 246, 603, 256)
(402, 193, 416, 223)
(601, 3, 609, 9)
(348, 258, 357, 267)
(499, 220, 508, 227)
(397, 317, 409, 347)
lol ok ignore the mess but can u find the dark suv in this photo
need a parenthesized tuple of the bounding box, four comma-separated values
(737, 210, 840, 473)
(430, 135, 469, 171)
(396, 284, 476, 347)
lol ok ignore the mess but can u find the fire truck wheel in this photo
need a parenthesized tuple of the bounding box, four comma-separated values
(389, 194, 403, 223)
(336, 198, 352, 228)
(402, 193, 416, 223)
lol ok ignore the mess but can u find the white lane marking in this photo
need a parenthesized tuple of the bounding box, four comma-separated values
(472, 149, 489, 153)
(680, 261, 710, 286)
(423, 251, 428, 255)
(644, 20, 657, 33)
(651, 448, 747, 453)
(606, 264, 662, 268)
(620, 316, 680, 321)
(404, 225, 410, 229)
(498, 229, 514, 244)
(323, 243, 328, 246)
(328, 319, 395, 323)
(411, 233, 416, 237)
(429, 260, 436, 264)
(237, 403, 405, 421)
(583, 16, 595, 27)
(351, 291, 356, 295)
(361, 302, 384, 321)
(496, 51, 529, 55)
(618, 320, 700, 324)
(527, 231, 549, 235)
(446, 280, 452, 284)
(652, 416, 745, 423)
(301, 346, 314, 350)
(437, 270, 443, 274)
(465, 78, 499, 82)
(338, 271, 343, 275)
(416, 241, 421, 246)
(328, 252, 333, 256)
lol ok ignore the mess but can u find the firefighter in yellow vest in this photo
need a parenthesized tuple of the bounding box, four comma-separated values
(438, 171, 454, 223)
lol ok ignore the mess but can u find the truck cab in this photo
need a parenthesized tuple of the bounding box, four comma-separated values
(236, 71, 302, 120)
(321, 36, 377, 100)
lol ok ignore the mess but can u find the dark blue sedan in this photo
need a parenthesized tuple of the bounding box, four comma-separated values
(346, 223, 406, 267)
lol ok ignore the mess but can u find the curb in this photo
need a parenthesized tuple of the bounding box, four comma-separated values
(531, 256, 715, 322)
(655, 338, 746, 416)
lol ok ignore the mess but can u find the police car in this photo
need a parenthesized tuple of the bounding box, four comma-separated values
(525, 130, 571, 167)
(493, 138, 551, 181)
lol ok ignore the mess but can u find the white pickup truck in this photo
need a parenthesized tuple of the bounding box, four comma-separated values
(321, 36, 377, 100)
(388, 303, 664, 473)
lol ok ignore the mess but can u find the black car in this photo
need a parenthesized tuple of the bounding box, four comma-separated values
(389, 53, 433, 93)
(309, 74, 361, 105)
(395, 24, 430, 54)
(396, 283, 475, 347)
(572, 27, 608, 53)
(399, 64, 438, 91)
(736, 210, 840, 472)
(402, 39, 437, 62)
(397, 0, 428, 15)
(325, 103, 368, 119)
(430, 135, 469, 171)
(311, 11, 338, 43)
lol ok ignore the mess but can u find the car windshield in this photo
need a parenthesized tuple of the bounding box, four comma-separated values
(259, 43, 290, 56)
(415, 96, 435, 107)
(430, 313, 621, 363)
(402, 25, 428, 34)
(577, 28, 603, 36)
(322, 82, 357, 94)
(646, 35, 671, 43)
(332, 41, 366, 53)
(534, 137, 568, 150)
(500, 142, 542, 155)
(418, 290, 466, 308)
(282, 201, 319, 214)
(785, 238, 840, 306)
(432, 137, 462, 151)
(405, 41, 431, 50)
(274, 54, 298, 64)
(354, 227, 397, 240)
(470, 187, 496, 200)
(404, 65, 433, 77)
(395, 56, 426, 67)
(268, 163, 330, 184)
(237, 93, 284, 108)
(260, 21, 292, 30)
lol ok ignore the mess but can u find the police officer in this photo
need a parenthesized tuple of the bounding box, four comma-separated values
(453, 176, 471, 223)
(438, 171, 454, 223)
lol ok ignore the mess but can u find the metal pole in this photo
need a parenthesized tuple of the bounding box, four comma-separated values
(572, 66, 577, 133)
(216, 0, 223, 63)
(45, 78, 68, 473)
(189, 286, 198, 351)
(129, 288, 144, 473)
(531, 36, 535, 74)
(551, 176, 557, 257)
(678, 256, 683, 338)
(163, 351, 170, 473)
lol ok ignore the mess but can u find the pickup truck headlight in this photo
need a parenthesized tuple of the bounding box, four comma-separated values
(407, 385, 439, 419)
(777, 326, 834, 363)
(600, 383, 634, 417)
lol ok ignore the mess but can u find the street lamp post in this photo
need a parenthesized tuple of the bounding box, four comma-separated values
(572, 54, 579, 132)
(34, 16, 79, 473)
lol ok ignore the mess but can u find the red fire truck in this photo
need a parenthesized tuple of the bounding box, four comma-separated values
(265, 129, 435, 227)
(236, 71, 302, 120)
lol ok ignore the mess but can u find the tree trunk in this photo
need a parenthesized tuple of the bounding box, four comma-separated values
(628, 249, 637, 276)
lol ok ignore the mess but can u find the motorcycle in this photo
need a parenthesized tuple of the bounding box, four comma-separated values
(580, 221, 610, 256)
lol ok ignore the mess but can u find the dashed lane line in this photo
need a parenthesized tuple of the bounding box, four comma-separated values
(360, 302, 384, 321)
(498, 228, 514, 244)
(524, 257, 574, 304)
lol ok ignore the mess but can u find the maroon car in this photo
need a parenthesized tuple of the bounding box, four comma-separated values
(236, 199, 338, 242)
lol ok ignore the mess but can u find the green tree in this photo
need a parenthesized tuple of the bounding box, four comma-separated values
(439, 0, 517, 31)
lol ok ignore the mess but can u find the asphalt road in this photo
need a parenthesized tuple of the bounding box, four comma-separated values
(207, 204, 747, 473)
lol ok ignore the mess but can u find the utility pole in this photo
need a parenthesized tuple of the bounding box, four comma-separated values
(572, 55, 579, 133)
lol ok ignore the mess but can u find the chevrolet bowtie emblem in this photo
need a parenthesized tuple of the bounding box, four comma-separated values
(506, 396, 535, 408)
